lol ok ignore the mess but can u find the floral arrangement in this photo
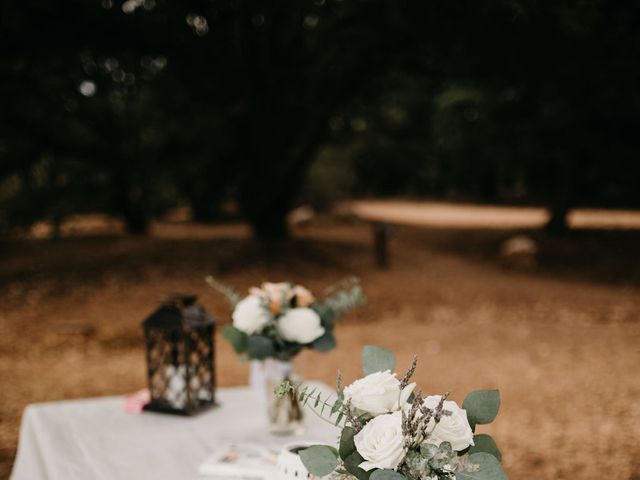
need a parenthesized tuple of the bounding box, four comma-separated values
(206, 276, 365, 361)
(276, 345, 507, 480)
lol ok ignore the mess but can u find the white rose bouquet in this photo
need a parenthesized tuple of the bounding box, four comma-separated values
(276, 345, 507, 480)
(206, 276, 365, 361)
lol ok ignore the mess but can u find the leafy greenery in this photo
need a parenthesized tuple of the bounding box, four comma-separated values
(281, 346, 508, 480)
(205, 276, 242, 307)
(246, 335, 276, 360)
(221, 325, 248, 354)
(339, 427, 358, 459)
(370, 470, 407, 480)
(211, 278, 363, 361)
(455, 453, 507, 480)
(343, 450, 371, 480)
(4, 1, 639, 238)
(462, 390, 501, 430)
(311, 332, 337, 352)
(323, 278, 367, 318)
(299, 445, 339, 477)
(469, 435, 501, 462)
(361, 345, 396, 376)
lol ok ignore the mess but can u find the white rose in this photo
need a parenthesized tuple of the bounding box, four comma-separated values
(276, 307, 325, 344)
(423, 395, 474, 451)
(232, 295, 272, 335)
(343, 371, 416, 416)
(354, 411, 406, 471)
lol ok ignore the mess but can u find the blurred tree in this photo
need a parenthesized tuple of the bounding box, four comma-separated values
(425, 1, 640, 231)
(1, 0, 640, 240)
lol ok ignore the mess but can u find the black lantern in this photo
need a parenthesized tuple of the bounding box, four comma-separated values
(142, 294, 216, 415)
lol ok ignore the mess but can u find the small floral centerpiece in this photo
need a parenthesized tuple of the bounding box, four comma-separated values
(207, 276, 364, 360)
(207, 276, 364, 433)
(276, 345, 507, 479)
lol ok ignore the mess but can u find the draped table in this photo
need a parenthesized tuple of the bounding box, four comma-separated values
(11, 383, 336, 480)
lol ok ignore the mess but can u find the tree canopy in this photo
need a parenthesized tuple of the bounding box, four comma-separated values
(1, 0, 639, 238)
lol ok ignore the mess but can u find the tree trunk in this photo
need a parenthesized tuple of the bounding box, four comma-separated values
(190, 195, 222, 222)
(114, 172, 150, 235)
(122, 206, 149, 235)
(545, 202, 570, 234)
(545, 154, 575, 235)
(246, 206, 290, 242)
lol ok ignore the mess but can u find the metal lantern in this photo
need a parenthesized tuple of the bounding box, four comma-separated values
(142, 294, 216, 415)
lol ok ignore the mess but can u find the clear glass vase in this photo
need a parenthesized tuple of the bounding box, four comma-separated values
(250, 359, 304, 435)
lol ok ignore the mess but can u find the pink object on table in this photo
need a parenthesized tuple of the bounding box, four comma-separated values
(123, 389, 151, 414)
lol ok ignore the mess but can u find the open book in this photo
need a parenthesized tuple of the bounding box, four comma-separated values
(198, 443, 279, 480)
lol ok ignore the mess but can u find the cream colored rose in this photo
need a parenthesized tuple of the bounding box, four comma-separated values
(232, 295, 272, 334)
(423, 395, 475, 451)
(343, 371, 416, 416)
(249, 282, 290, 314)
(249, 282, 315, 314)
(354, 411, 406, 471)
(276, 307, 325, 344)
(292, 285, 315, 307)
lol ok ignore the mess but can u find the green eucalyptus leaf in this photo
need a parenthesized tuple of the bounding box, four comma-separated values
(221, 325, 248, 353)
(313, 303, 336, 330)
(457, 446, 471, 457)
(469, 434, 502, 461)
(299, 386, 308, 402)
(247, 335, 275, 360)
(339, 426, 357, 460)
(455, 453, 507, 480)
(331, 398, 343, 415)
(420, 442, 439, 459)
(439, 442, 453, 455)
(370, 470, 407, 480)
(312, 332, 337, 352)
(343, 451, 371, 480)
(361, 345, 396, 376)
(304, 387, 318, 406)
(299, 445, 339, 477)
(462, 390, 501, 430)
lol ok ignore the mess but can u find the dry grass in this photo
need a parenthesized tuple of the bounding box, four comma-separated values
(1, 220, 639, 479)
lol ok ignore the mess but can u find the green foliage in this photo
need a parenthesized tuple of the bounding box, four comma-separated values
(469, 435, 501, 462)
(362, 345, 396, 376)
(311, 332, 337, 352)
(280, 346, 507, 480)
(462, 390, 501, 430)
(455, 453, 507, 480)
(422, 442, 453, 470)
(323, 279, 367, 319)
(205, 276, 242, 307)
(4, 2, 640, 238)
(247, 336, 275, 360)
(343, 450, 371, 480)
(274, 380, 293, 398)
(221, 325, 248, 354)
(299, 445, 339, 477)
(337, 419, 371, 479)
(370, 470, 407, 480)
(402, 442, 458, 479)
(339, 426, 357, 459)
(213, 278, 362, 361)
(279, 382, 345, 423)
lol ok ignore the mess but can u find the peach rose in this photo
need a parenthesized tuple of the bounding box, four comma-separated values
(292, 285, 315, 307)
(248, 282, 315, 314)
(249, 282, 289, 314)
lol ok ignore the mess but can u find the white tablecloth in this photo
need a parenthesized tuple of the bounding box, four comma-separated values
(11, 383, 337, 480)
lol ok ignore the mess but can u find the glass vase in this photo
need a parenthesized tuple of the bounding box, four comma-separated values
(250, 359, 304, 435)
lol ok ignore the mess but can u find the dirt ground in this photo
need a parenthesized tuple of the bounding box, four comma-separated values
(1, 219, 639, 479)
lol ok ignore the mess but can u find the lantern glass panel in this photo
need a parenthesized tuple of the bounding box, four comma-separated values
(185, 325, 215, 409)
(142, 296, 216, 415)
